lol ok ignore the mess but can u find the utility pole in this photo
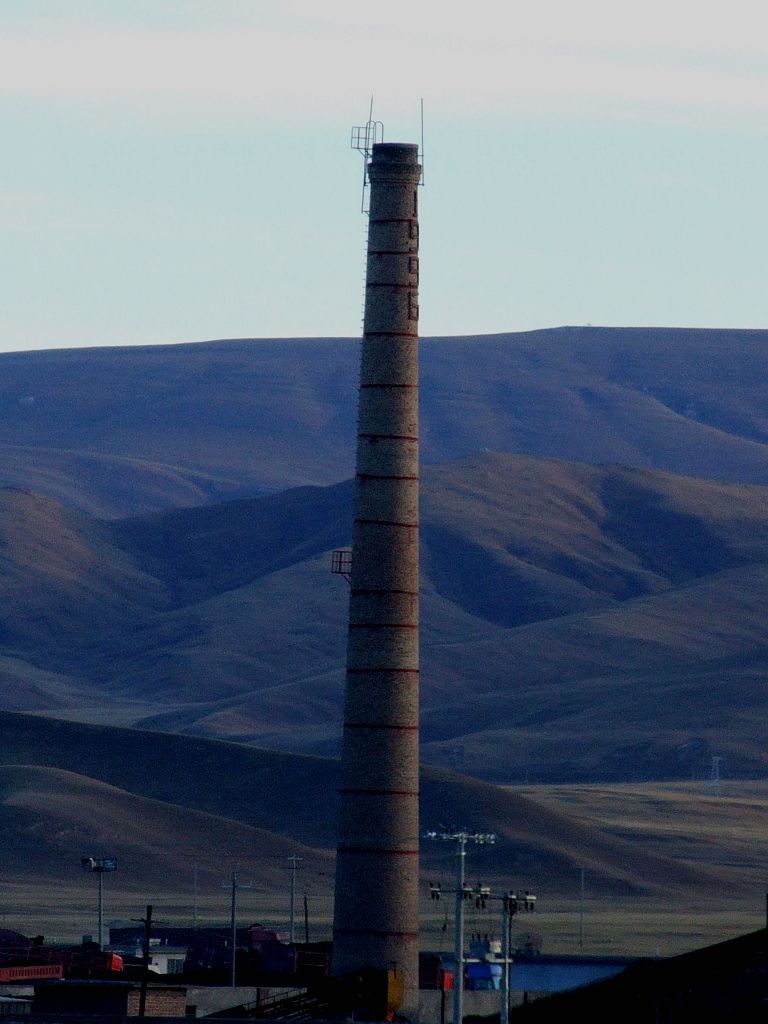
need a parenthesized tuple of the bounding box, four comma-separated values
(499, 891, 537, 1024)
(454, 842, 467, 1024)
(226, 867, 252, 988)
(138, 904, 152, 1018)
(287, 855, 303, 944)
(193, 857, 198, 929)
(500, 894, 509, 1024)
(230, 868, 238, 988)
(425, 830, 496, 1024)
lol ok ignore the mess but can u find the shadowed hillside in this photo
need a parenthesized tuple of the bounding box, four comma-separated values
(2, 453, 768, 781)
(0, 716, 735, 901)
(0, 764, 331, 888)
(3, 328, 768, 516)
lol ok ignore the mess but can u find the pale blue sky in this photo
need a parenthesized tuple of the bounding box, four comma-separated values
(1, 0, 767, 352)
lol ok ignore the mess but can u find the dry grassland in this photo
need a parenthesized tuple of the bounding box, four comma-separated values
(4, 776, 767, 961)
(496, 779, 768, 955)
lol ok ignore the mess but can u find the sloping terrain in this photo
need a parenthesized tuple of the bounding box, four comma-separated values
(1, 744, 764, 953)
(0, 443, 234, 519)
(0, 764, 330, 889)
(0, 487, 167, 655)
(3, 328, 768, 516)
(2, 453, 768, 781)
(517, 780, 768, 895)
(0, 717, 736, 901)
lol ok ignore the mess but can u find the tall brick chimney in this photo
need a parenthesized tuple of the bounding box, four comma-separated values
(331, 141, 422, 1016)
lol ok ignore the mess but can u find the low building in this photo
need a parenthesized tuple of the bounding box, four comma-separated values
(31, 980, 187, 1019)
(107, 941, 188, 976)
(0, 996, 31, 1018)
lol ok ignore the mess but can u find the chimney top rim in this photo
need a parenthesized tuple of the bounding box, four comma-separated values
(371, 142, 419, 163)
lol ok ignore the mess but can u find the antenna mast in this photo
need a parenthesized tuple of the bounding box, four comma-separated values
(350, 97, 384, 213)
(351, 99, 425, 213)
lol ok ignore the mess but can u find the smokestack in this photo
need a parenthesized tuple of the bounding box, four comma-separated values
(332, 142, 422, 1013)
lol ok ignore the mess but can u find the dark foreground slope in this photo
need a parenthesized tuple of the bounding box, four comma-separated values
(3, 453, 768, 781)
(3, 328, 768, 515)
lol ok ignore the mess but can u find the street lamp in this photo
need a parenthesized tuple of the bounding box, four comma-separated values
(424, 829, 496, 1024)
(81, 856, 117, 949)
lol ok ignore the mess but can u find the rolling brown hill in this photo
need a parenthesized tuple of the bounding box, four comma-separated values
(0, 443, 231, 519)
(0, 763, 330, 889)
(0, 717, 733, 902)
(3, 330, 768, 950)
(3, 328, 768, 517)
(2, 452, 768, 782)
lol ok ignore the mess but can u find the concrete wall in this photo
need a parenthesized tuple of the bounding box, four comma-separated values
(185, 985, 296, 1017)
(419, 989, 502, 1024)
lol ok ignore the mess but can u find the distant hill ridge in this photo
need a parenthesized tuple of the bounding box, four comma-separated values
(4, 328, 768, 926)
(2, 327, 768, 516)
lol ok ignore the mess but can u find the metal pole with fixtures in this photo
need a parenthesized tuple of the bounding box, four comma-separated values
(453, 836, 466, 1024)
(500, 891, 537, 1024)
(80, 857, 117, 950)
(287, 855, 303, 944)
(424, 829, 496, 1024)
(500, 896, 510, 1024)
